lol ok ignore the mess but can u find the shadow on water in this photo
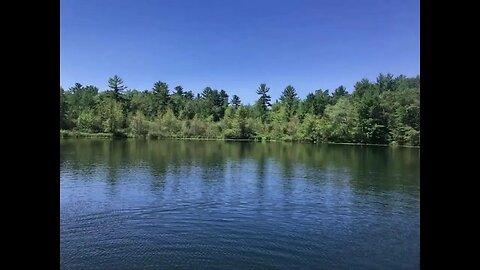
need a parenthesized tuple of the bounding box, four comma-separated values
(61, 139, 419, 194)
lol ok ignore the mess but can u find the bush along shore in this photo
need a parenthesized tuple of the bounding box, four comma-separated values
(60, 73, 420, 146)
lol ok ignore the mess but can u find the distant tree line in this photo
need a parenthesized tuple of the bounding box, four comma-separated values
(60, 73, 420, 146)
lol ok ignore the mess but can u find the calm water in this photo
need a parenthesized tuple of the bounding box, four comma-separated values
(60, 139, 420, 269)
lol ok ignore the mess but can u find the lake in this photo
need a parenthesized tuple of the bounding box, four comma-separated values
(60, 139, 420, 269)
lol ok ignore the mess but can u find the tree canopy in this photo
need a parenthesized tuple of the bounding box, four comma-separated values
(60, 73, 420, 146)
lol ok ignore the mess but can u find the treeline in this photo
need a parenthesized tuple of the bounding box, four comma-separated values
(60, 73, 420, 146)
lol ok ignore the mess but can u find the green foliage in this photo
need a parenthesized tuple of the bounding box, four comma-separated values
(332, 85, 348, 104)
(170, 85, 186, 117)
(279, 85, 300, 118)
(231, 95, 241, 108)
(99, 98, 124, 133)
(124, 90, 150, 118)
(150, 108, 181, 138)
(391, 125, 420, 146)
(76, 110, 102, 132)
(296, 113, 320, 141)
(314, 117, 332, 143)
(352, 78, 374, 98)
(269, 105, 288, 139)
(179, 100, 196, 120)
(60, 130, 113, 139)
(376, 73, 397, 92)
(255, 83, 272, 123)
(152, 81, 170, 116)
(129, 111, 150, 137)
(301, 89, 330, 116)
(60, 86, 67, 129)
(64, 83, 100, 128)
(219, 90, 229, 107)
(286, 115, 300, 139)
(323, 98, 359, 142)
(199, 87, 228, 121)
(354, 89, 390, 144)
(108, 75, 127, 102)
(181, 115, 207, 138)
(60, 73, 420, 146)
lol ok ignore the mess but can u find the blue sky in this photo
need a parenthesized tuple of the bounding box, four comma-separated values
(60, 0, 419, 104)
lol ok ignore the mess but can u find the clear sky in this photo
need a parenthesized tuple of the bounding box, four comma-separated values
(60, 0, 419, 104)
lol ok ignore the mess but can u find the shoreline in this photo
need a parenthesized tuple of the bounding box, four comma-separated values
(60, 130, 420, 148)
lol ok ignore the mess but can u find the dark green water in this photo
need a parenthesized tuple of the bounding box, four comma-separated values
(60, 139, 419, 269)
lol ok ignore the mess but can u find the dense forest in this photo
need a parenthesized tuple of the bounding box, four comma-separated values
(60, 73, 420, 146)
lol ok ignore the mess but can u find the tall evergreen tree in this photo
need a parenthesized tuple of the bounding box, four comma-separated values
(108, 75, 127, 101)
(301, 89, 330, 116)
(219, 90, 229, 107)
(70, 83, 83, 93)
(231, 95, 241, 108)
(279, 85, 299, 118)
(174, 85, 184, 96)
(332, 85, 348, 104)
(376, 73, 397, 92)
(255, 83, 271, 123)
(152, 81, 170, 115)
(60, 86, 67, 129)
(170, 85, 185, 117)
(352, 78, 373, 97)
(184, 91, 194, 100)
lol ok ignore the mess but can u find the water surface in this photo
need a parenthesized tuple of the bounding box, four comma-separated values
(60, 139, 419, 269)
